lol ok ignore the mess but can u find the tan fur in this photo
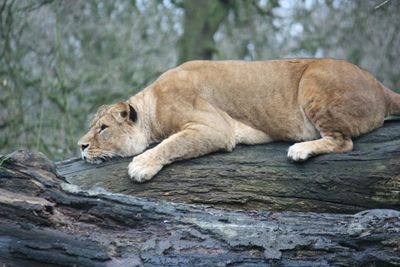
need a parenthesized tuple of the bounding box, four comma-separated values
(78, 59, 400, 182)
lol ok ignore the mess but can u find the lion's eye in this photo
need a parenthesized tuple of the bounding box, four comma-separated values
(100, 124, 108, 132)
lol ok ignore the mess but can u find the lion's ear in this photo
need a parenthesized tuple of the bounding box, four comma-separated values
(114, 103, 137, 123)
(108, 102, 129, 123)
(129, 104, 137, 122)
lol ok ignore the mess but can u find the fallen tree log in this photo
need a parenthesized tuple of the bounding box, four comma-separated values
(0, 150, 400, 266)
(58, 120, 400, 213)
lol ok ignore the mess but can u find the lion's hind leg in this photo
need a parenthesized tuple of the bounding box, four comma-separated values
(288, 60, 386, 162)
(287, 133, 353, 162)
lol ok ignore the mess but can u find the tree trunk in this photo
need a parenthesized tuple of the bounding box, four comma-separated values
(177, 0, 231, 63)
(0, 149, 399, 266)
(59, 120, 400, 214)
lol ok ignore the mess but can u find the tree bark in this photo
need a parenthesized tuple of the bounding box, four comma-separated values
(177, 0, 231, 63)
(0, 149, 399, 266)
(59, 120, 400, 214)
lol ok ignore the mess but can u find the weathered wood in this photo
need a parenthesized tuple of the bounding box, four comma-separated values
(58, 120, 400, 213)
(0, 150, 400, 266)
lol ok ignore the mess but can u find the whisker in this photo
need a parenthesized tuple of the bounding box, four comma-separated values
(84, 149, 122, 164)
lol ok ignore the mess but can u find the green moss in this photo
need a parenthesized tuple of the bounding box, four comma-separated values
(0, 155, 11, 167)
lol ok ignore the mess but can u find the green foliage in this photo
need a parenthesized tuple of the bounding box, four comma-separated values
(0, 0, 180, 160)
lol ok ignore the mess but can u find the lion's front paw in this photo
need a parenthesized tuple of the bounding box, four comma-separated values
(287, 143, 313, 162)
(128, 154, 163, 183)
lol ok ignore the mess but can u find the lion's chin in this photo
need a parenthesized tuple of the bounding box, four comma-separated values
(81, 150, 123, 164)
(85, 158, 104, 164)
(83, 155, 117, 164)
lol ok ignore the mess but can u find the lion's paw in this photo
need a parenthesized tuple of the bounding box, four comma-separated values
(128, 154, 163, 183)
(287, 143, 313, 162)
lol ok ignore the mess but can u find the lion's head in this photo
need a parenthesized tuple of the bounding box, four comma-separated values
(78, 102, 148, 163)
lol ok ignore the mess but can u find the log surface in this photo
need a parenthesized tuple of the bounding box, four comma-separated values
(58, 120, 400, 213)
(0, 150, 399, 266)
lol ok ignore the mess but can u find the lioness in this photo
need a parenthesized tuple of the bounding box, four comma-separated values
(78, 59, 400, 182)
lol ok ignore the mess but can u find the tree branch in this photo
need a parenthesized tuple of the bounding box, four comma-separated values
(250, 0, 279, 16)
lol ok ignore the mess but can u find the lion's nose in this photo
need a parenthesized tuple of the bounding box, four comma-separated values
(80, 143, 89, 151)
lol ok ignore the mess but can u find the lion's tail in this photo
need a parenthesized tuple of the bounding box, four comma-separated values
(384, 86, 400, 116)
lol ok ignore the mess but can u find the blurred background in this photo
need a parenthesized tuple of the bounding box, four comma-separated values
(0, 0, 399, 160)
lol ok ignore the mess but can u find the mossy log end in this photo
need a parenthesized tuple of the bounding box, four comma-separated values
(1, 121, 400, 266)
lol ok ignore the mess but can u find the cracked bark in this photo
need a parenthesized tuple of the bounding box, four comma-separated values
(0, 120, 400, 266)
